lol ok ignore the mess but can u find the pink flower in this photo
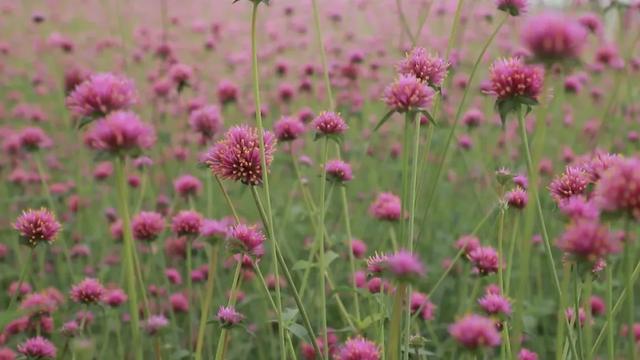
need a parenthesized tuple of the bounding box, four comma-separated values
(478, 293, 512, 315)
(189, 105, 222, 139)
(168, 63, 193, 90)
(496, 0, 528, 16)
(385, 250, 426, 280)
(548, 166, 589, 203)
(217, 80, 238, 105)
(171, 210, 203, 237)
(410, 291, 436, 320)
(325, 159, 353, 183)
(556, 221, 619, 261)
(13, 208, 61, 247)
(522, 12, 587, 62)
(273, 116, 305, 142)
(488, 58, 544, 101)
(455, 235, 481, 255)
(70, 278, 105, 304)
(20, 293, 57, 315)
(206, 125, 277, 186)
(227, 224, 265, 258)
(132, 211, 165, 242)
(313, 111, 348, 136)
(369, 192, 402, 221)
(174, 174, 202, 199)
(397, 48, 449, 87)
(558, 197, 599, 221)
(594, 157, 640, 219)
(17, 336, 56, 359)
(19, 127, 52, 151)
(383, 75, 435, 112)
(102, 288, 127, 307)
(170, 292, 189, 313)
(335, 337, 380, 360)
(84, 111, 156, 155)
(518, 348, 538, 360)
(449, 314, 501, 349)
(144, 315, 169, 335)
(66, 73, 137, 118)
(505, 187, 528, 209)
(351, 239, 367, 259)
(468, 246, 500, 275)
(217, 306, 243, 327)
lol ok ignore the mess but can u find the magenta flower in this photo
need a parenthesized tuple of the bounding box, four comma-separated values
(369, 192, 402, 221)
(468, 246, 500, 275)
(132, 211, 165, 242)
(217, 306, 243, 328)
(312, 112, 348, 137)
(201, 218, 232, 244)
(410, 291, 436, 320)
(397, 48, 449, 87)
(173, 174, 202, 199)
(205, 125, 277, 186)
(273, 116, 305, 142)
(448, 314, 501, 349)
(171, 210, 203, 237)
(227, 223, 265, 258)
(17, 336, 56, 359)
(335, 337, 380, 360)
(496, 0, 528, 16)
(455, 235, 481, 255)
(558, 196, 599, 221)
(144, 314, 169, 335)
(189, 105, 223, 139)
(383, 75, 435, 112)
(66, 73, 137, 118)
(20, 293, 57, 315)
(385, 250, 426, 281)
(489, 58, 544, 101)
(593, 157, 640, 219)
(217, 80, 239, 105)
(168, 63, 193, 90)
(13, 208, 61, 248)
(325, 159, 353, 183)
(518, 348, 539, 360)
(556, 221, 619, 262)
(478, 293, 512, 316)
(102, 288, 128, 307)
(84, 111, 156, 155)
(19, 127, 53, 151)
(548, 166, 589, 204)
(70, 278, 105, 304)
(522, 12, 587, 63)
(505, 187, 528, 209)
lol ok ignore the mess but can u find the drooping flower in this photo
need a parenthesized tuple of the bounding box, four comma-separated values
(66, 73, 137, 118)
(335, 337, 380, 360)
(70, 278, 105, 304)
(273, 116, 305, 142)
(227, 224, 265, 258)
(521, 12, 588, 63)
(217, 306, 243, 328)
(132, 211, 165, 242)
(84, 111, 156, 155)
(325, 159, 353, 183)
(369, 192, 402, 221)
(205, 125, 277, 186)
(13, 208, 61, 247)
(189, 105, 223, 139)
(17, 336, 57, 359)
(397, 48, 449, 87)
(383, 75, 435, 112)
(449, 314, 501, 349)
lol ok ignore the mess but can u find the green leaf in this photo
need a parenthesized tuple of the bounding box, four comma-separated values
(291, 260, 315, 271)
(171, 349, 191, 360)
(287, 323, 311, 343)
(324, 251, 339, 267)
(77, 116, 94, 129)
(282, 308, 298, 323)
(373, 109, 396, 131)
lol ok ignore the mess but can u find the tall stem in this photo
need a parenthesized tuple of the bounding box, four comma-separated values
(317, 137, 329, 359)
(194, 244, 219, 360)
(606, 264, 615, 359)
(311, 0, 335, 111)
(584, 271, 593, 360)
(114, 156, 142, 360)
(186, 238, 193, 349)
(625, 219, 636, 360)
(214, 262, 242, 360)
(340, 186, 361, 321)
(388, 283, 406, 360)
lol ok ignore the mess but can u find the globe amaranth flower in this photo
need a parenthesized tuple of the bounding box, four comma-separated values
(593, 157, 640, 219)
(325, 159, 353, 183)
(448, 314, 501, 350)
(84, 111, 156, 155)
(66, 73, 137, 118)
(217, 80, 238, 105)
(273, 116, 305, 142)
(556, 221, 620, 262)
(19, 127, 53, 151)
(384, 250, 426, 281)
(369, 192, 402, 221)
(335, 337, 380, 360)
(478, 293, 512, 316)
(383, 75, 435, 113)
(505, 187, 528, 209)
(558, 196, 599, 221)
(489, 58, 544, 101)
(227, 223, 265, 258)
(171, 210, 203, 237)
(144, 314, 169, 335)
(70, 278, 105, 304)
(518, 348, 539, 360)
(13, 208, 61, 247)
(132, 211, 165, 242)
(468, 246, 500, 275)
(174, 174, 202, 199)
(521, 12, 587, 63)
(168, 63, 193, 91)
(217, 306, 243, 328)
(20, 292, 58, 315)
(397, 47, 449, 87)
(548, 166, 589, 204)
(102, 288, 128, 307)
(205, 125, 276, 186)
(410, 291, 436, 321)
(312, 111, 348, 139)
(496, 0, 528, 16)
(201, 218, 232, 244)
(189, 105, 222, 140)
(17, 336, 56, 359)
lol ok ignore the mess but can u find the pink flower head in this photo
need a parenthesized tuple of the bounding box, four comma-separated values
(489, 58, 544, 101)
(468, 246, 500, 275)
(410, 291, 436, 320)
(583, 152, 619, 182)
(449, 314, 501, 349)
(351, 239, 367, 259)
(556, 221, 619, 261)
(168, 63, 193, 90)
(273, 116, 305, 142)
(518, 348, 539, 360)
(171, 210, 203, 237)
(367, 253, 388, 274)
(522, 12, 588, 63)
(66, 73, 137, 118)
(165, 268, 182, 285)
(312, 111, 348, 137)
(189, 105, 222, 139)
(19, 127, 52, 151)
(132, 211, 165, 242)
(590, 295, 605, 316)
(369, 192, 402, 221)
(565, 307, 587, 327)
(383, 75, 435, 112)
(84, 111, 156, 155)
(548, 166, 589, 203)
(227, 224, 265, 258)
(397, 48, 449, 87)
(205, 125, 277, 186)
(170, 292, 189, 313)
(325, 159, 353, 183)
(558, 196, 599, 221)
(335, 337, 380, 360)
(20, 292, 57, 315)
(17, 336, 56, 359)
(70, 278, 105, 304)
(385, 250, 426, 281)
(102, 288, 127, 307)
(455, 235, 481, 255)
(496, 0, 528, 16)
(144, 314, 169, 335)
(217, 306, 243, 328)
(13, 208, 61, 247)
(173, 174, 202, 198)
(594, 157, 640, 219)
(505, 187, 528, 209)
(217, 80, 238, 105)
(478, 293, 512, 316)
(201, 218, 232, 244)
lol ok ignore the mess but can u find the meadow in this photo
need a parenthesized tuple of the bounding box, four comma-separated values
(1, 0, 640, 359)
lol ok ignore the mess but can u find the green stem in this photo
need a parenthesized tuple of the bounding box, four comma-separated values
(311, 0, 335, 111)
(195, 245, 219, 360)
(626, 221, 636, 360)
(497, 206, 506, 294)
(388, 283, 406, 360)
(574, 265, 584, 359)
(214, 262, 242, 360)
(186, 238, 193, 349)
(317, 137, 329, 360)
(7, 249, 32, 309)
(340, 186, 361, 322)
(584, 271, 593, 360)
(606, 263, 615, 360)
(114, 156, 142, 360)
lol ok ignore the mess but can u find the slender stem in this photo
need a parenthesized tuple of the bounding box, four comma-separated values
(497, 206, 506, 294)
(195, 244, 219, 360)
(317, 137, 329, 360)
(395, 0, 415, 45)
(584, 271, 593, 360)
(606, 264, 615, 360)
(574, 265, 584, 359)
(186, 238, 193, 349)
(214, 262, 242, 360)
(388, 283, 406, 360)
(7, 249, 32, 309)
(340, 186, 361, 322)
(213, 176, 240, 223)
(114, 156, 142, 360)
(626, 220, 636, 360)
(400, 118, 411, 246)
(311, 0, 335, 111)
